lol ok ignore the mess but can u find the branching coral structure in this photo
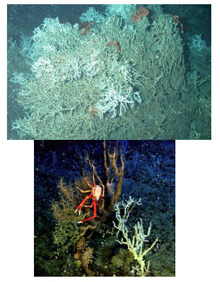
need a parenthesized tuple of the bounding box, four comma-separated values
(51, 141, 125, 276)
(8, 4, 210, 139)
(113, 197, 158, 276)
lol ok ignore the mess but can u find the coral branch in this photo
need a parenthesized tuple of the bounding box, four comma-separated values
(113, 197, 158, 276)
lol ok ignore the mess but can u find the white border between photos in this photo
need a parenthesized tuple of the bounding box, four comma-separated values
(1, 1, 220, 281)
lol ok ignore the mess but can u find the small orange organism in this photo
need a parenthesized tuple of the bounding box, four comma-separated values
(106, 41, 120, 54)
(89, 106, 99, 118)
(169, 15, 184, 33)
(131, 6, 149, 23)
(80, 21, 95, 35)
(75, 166, 105, 223)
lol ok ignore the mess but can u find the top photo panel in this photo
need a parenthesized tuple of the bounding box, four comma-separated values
(7, 4, 211, 140)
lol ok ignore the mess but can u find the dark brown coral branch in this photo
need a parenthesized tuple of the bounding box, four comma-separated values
(85, 153, 103, 187)
(102, 141, 124, 214)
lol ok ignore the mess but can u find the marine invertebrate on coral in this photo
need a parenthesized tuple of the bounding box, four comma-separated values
(81, 247, 93, 268)
(89, 106, 99, 118)
(75, 141, 124, 224)
(75, 166, 105, 223)
(169, 14, 184, 32)
(75, 237, 94, 275)
(106, 41, 120, 54)
(131, 6, 149, 23)
(76, 237, 87, 253)
(80, 21, 95, 35)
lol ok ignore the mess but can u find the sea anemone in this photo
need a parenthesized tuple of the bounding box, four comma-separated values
(81, 247, 93, 267)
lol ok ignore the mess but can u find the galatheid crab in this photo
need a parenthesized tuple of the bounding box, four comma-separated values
(75, 166, 105, 223)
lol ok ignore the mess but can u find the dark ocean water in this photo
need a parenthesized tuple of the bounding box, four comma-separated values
(8, 4, 211, 45)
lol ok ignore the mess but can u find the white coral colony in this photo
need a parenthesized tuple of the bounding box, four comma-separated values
(10, 5, 192, 139)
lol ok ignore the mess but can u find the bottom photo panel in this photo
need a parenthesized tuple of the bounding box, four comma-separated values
(34, 140, 175, 277)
